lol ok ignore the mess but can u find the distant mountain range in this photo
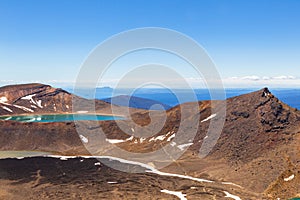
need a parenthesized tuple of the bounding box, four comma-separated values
(0, 83, 299, 199)
(102, 95, 172, 110)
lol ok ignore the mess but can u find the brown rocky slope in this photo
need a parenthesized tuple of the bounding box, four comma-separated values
(0, 84, 299, 199)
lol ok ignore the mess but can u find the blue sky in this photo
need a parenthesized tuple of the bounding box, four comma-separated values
(1, 0, 300, 88)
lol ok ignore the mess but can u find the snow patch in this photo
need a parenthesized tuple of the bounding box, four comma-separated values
(140, 138, 146, 143)
(47, 155, 77, 160)
(149, 134, 166, 142)
(77, 110, 88, 113)
(131, 127, 135, 132)
(201, 114, 217, 122)
(106, 138, 126, 144)
(284, 174, 295, 182)
(41, 155, 214, 184)
(177, 143, 193, 151)
(126, 136, 134, 141)
(107, 181, 117, 184)
(167, 133, 176, 141)
(21, 94, 36, 100)
(97, 156, 213, 183)
(224, 191, 241, 200)
(94, 162, 101, 166)
(21, 94, 43, 108)
(221, 182, 243, 188)
(0, 101, 34, 113)
(0, 96, 8, 103)
(155, 135, 166, 141)
(36, 100, 43, 108)
(79, 135, 89, 143)
(13, 104, 34, 112)
(161, 190, 187, 200)
(2, 106, 13, 112)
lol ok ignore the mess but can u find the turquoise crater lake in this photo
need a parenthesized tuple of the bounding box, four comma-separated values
(0, 114, 124, 122)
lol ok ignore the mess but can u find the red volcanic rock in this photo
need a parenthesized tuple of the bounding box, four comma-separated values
(0, 83, 121, 115)
(0, 84, 299, 199)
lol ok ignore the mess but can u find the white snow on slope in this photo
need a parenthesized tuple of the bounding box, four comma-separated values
(38, 155, 243, 186)
(201, 114, 217, 122)
(79, 135, 89, 143)
(140, 138, 146, 143)
(155, 135, 167, 141)
(161, 189, 187, 200)
(106, 138, 126, 144)
(2, 106, 13, 112)
(0, 97, 8, 103)
(224, 191, 241, 200)
(177, 143, 193, 151)
(149, 134, 167, 142)
(126, 136, 134, 141)
(221, 182, 243, 188)
(13, 104, 34, 112)
(96, 156, 213, 183)
(21, 94, 36, 100)
(76, 110, 89, 113)
(284, 174, 295, 182)
(47, 155, 77, 160)
(167, 133, 176, 141)
(36, 100, 43, 108)
(96, 157, 217, 185)
(21, 94, 43, 108)
(0, 95, 44, 113)
(1, 100, 34, 113)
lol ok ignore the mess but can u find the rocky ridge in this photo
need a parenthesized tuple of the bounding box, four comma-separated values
(0, 84, 299, 199)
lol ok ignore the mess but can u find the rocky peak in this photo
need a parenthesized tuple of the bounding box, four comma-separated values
(226, 87, 299, 131)
(0, 83, 68, 103)
(261, 87, 272, 97)
(0, 83, 72, 115)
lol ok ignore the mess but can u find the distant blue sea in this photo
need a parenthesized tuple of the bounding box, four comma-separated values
(66, 88, 300, 110)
